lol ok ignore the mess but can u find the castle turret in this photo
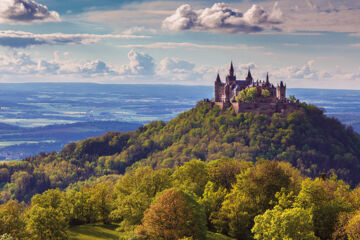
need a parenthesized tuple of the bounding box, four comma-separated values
(226, 62, 236, 83)
(266, 73, 270, 85)
(214, 73, 223, 102)
(277, 81, 286, 100)
(246, 67, 253, 85)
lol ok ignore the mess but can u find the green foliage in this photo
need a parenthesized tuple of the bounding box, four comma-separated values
(294, 177, 353, 240)
(26, 205, 68, 240)
(136, 188, 207, 240)
(0, 200, 28, 239)
(213, 161, 293, 239)
(236, 87, 258, 102)
(111, 167, 172, 230)
(289, 95, 297, 103)
(1, 157, 360, 240)
(199, 181, 227, 230)
(172, 159, 209, 198)
(0, 234, 13, 240)
(252, 205, 318, 240)
(2, 101, 360, 204)
(261, 89, 271, 97)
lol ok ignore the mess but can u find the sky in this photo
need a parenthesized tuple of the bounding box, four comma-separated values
(0, 0, 359, 89)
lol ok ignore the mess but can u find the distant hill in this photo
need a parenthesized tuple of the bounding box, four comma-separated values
(0, 121, 141, 161)
(1, 101, 360, 203)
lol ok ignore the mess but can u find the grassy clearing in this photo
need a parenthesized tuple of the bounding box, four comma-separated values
(68, 224, 235, 240)
(68, 224, 121, 240)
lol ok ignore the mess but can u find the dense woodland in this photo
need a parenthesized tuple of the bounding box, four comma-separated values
(1, 159, 360, 239)
(1, 101, 360, 239)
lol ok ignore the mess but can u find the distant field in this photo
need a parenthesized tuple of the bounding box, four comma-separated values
(68, 224, 235, 240)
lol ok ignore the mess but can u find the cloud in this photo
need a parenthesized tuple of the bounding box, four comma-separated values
(158, 57, 194, 76)
(157, 57, 218, 83)
(350, 43, 360, 48)
(0, 50, 118, 78)
(80, 60, 116, 75)
(272, 60, 320, 80)
(238, 62, 257, 71)
(283, 43, 300, 47)
(162, 2, 282, 33)
(119, 49, 155, 75)
(0, 31, 151, 48)
(0, 0, 60, 24)
(119, 42, 263, 50)
(277, 0, 360, 33)
(122, 27, 157, 35)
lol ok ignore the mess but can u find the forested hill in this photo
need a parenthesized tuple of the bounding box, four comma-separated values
(1, 100, 360, 203)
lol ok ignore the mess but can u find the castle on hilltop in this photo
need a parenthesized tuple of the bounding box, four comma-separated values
(213, 62, 299, 115)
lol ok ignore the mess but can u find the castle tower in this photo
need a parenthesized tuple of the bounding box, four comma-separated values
(230, 62, 234, 76)
(214, 73, 222, 102)
(246, 67, 253, 85)
(277, 81, 286, 100)
(266, 73, 270, 85)
(224, 83, 231, 102)
(226, 62, 236, 83)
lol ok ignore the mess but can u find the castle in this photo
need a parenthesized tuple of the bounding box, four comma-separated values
(213, 62, 299, 115)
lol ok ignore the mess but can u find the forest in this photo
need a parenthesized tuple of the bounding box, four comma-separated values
(1, 101, 360, 239)
(1, 159, 360, 239)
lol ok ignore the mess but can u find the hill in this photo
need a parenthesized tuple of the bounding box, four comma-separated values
(1, 100, 360, 203)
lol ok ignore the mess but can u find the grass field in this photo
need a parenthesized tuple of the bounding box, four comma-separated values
(68, 224, 236, 240)
(68, 224, 121, 240)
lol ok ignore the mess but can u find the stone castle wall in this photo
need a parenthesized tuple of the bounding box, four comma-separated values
(214, 98, 300, 116)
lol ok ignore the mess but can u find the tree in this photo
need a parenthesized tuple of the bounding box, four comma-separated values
(111, 167, 172, 230)
(345, 211, 360, 240)
(136, 188, 207, 240)
(252, 205, 318, 240)
(236, 87, 258, 102)
(252, 191, 318, 240)
(0, 234, 13, 240)
(27, 190, 68, 240)
(289, 95, 297, 103)
(261, 89, 271, 97)
(214, 161, 292, 239)
(172, 159, 209, 198)
(0, 200, 28, 239)
(26, 205, 68, 240)
(333, 211, 360, 240)
(91, 182, 113, 224)
(206, 158, 252, 191)
(199, 181, 227, 229)
(295, 177, 353, 240)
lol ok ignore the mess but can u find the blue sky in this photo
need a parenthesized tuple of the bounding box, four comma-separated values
(0, 0, 359, 89)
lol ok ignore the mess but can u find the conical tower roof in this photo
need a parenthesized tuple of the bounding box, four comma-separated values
(229, 61, 234, 76)
(247, 67, 252, 78)
(216, 73, 221, 82)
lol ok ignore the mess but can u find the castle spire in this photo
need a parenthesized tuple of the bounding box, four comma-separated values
(229, 61, 234, 76)
(266, 72, 269, 84)
(216, 72, 221, 83)
(247, 67, 252, 79)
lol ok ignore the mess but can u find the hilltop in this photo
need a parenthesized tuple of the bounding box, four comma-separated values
(1, 100, 360, 203)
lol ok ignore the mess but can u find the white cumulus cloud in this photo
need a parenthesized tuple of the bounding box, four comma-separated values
(119, 49, 155, 75)
(162, 2, 282, 33)
(0, 0, 60, 24)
